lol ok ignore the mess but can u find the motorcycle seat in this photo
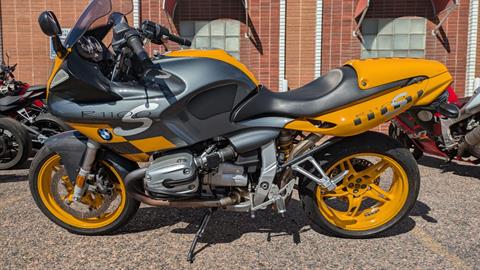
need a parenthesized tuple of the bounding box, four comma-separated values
(27, 85, 46, 92)
(232, 66, 405, 121)
(0, 95, 21, 107)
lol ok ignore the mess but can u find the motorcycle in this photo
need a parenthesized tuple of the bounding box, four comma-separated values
(0, 56, 69, 169)
(389, 84, 480, 163)
(30, 0, 453, 262)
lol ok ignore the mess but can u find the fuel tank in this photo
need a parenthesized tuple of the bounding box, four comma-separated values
(48, 49, 260, 161)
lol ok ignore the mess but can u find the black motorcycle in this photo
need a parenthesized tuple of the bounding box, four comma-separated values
(0, 56, 68, 169)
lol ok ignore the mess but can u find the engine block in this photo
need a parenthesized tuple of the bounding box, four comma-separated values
(144, 151, 199, 197)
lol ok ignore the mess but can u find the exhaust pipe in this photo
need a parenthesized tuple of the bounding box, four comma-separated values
(124, 168, 240, 208)
(457, 126, 480, 157)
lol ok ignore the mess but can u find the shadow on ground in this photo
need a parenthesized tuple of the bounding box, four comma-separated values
(0, 159, 31, 183)
(418, 155, 480, 178)
(119, 198, 433, 247)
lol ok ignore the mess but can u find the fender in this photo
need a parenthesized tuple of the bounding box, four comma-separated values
(44, 131, 138, 181)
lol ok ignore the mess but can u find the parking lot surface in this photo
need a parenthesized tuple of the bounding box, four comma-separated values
(0, 156, 479, 269)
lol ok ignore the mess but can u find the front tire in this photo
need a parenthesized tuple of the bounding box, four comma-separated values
(0, 117, 31, 169)
(299, 132, 420, 238)
(29, 146, 140, 235)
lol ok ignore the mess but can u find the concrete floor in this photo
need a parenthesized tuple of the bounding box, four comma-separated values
(0, 155, 479, 269)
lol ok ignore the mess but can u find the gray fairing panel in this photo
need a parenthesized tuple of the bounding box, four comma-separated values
(44, 131, 138, 181)
(44, 131, 88, 181)
(48, 53, 288, 153)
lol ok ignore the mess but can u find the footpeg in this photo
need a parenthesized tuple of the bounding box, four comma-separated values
(292, 156, 347, 191)
(251, 180, 295, 216)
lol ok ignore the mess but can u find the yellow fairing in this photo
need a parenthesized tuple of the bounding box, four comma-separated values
(286, 59, 453, 136)
(346, 58, 449, 90)
(46, 49, 71, 95)
(65, 122, 175, 162)
(166, 49, 259, 86)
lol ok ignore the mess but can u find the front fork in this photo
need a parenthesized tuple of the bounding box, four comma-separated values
(72, 140, 100, 201)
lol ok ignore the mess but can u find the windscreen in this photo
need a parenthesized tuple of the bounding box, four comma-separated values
(64, 0, 133, 48)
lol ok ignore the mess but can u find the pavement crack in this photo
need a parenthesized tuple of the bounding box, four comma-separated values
(412, 226, 472, 270)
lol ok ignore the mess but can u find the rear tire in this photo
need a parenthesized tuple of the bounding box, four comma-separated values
(388, 122, 423, 160)
(31, 112, 70, 149)
(29, 146, 140, 235)
(0, 116, 31, 169)
(33, 112, 70, 133)
(299, 131, 420, 238)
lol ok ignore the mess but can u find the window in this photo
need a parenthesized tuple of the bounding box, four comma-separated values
(361, 18, 426, 59)
(179, 20, 241, 59)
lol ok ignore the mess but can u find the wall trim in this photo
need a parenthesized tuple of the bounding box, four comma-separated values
(314, 0, 323, 78)
(466, 0, 479, 96)
(133, 0, 141, 28)
(0, 0, 3, 64)
(279, 0, 287, 92)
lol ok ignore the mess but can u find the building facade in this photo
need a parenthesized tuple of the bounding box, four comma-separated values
(0, 0, 477, 98)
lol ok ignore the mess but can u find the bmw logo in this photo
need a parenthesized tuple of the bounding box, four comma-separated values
(98, 129, 112, 141)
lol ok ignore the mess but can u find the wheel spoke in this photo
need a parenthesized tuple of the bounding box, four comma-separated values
(323, 191, 349, 198)
(360, 159, 389, 179)
(341, 159, 356, 174)
(347, 194, 362, 217)
(367, 184, 392, 202)
(339, 160, 356, 181)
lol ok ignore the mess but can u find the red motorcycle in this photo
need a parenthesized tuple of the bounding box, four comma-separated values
(389, 85, 480, 164)
(0, 56, 68, 169)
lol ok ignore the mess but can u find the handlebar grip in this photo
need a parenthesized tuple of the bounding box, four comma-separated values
(141, 20, 191, 47)
(168, 34, 192, 47)
(126, 33, 153, 67)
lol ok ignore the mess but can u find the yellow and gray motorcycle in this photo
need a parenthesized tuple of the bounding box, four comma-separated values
(31, 0, 453, 261)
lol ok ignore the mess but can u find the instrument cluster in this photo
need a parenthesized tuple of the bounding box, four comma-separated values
(77, 36, 104, 62)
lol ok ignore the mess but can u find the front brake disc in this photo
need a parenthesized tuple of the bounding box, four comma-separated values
(51, 168, 117, 219)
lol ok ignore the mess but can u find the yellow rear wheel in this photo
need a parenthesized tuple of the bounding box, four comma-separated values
(30, 147, 140, 235)
(299, 132, 419, 238)
(316, 153, 408, 231)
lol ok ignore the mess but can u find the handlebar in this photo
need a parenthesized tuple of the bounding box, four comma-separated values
(141, 20, 191, 47)
(112, 17, 191, 71)
(168, 34, 192, 47)
(124, 30, 153, 68)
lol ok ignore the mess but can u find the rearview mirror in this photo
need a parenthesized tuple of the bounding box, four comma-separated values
(38, 11, 61, 37)
(38, 11, 67, 57)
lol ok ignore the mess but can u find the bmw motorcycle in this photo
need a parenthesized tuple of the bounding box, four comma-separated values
(0, 58, 68, 169)
(30, 0, 453, 262)
(390, 85, 480, 163)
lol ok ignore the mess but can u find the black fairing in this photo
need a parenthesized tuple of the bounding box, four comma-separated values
(52, 51, 120, 102)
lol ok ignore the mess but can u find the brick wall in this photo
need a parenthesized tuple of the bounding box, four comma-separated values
(0, 0, 90, 85)
(0, 0, 473, 97)
(322, 0, 470, 97)
(0, 1, 127, 82)
(285, 0, 316, 89)
(139, 0, 280, 90)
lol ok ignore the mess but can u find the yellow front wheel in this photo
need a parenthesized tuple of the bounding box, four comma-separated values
(29, 147, 140, 235)
(299, 132, 420, 238)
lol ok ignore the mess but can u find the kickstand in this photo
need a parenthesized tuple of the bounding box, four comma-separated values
(187, 208, 216, 263)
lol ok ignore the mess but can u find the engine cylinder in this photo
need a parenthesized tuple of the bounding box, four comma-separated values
(144, 151, 199, 197)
